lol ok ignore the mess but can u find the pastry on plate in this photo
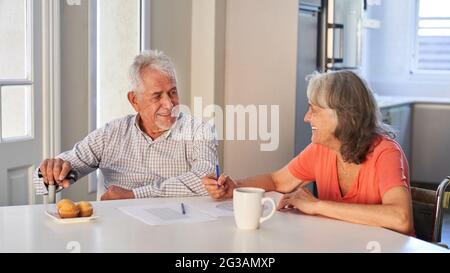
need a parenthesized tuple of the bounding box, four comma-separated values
(56, 199, 75, 210)
(58, 202, 80, 218)
(78, 201, 94, 217)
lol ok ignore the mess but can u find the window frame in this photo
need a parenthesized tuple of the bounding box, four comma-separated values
(410, 0, 450, 77)
(0, 0, 35, 143)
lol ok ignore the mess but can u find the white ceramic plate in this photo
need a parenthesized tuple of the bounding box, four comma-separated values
(45, 210, 99, 224)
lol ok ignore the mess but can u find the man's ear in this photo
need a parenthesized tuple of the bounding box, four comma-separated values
(127, 91, 139, 112)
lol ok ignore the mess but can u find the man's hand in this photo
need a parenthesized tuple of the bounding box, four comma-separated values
(202, 173, 237, 200)
(39, 158, 73, 189)
(277, 186, 319, 215)
(101, 185, 135, 201)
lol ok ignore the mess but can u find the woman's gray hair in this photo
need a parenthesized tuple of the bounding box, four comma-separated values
(306, 70, 395, 164)
(129, 50, 177, 92)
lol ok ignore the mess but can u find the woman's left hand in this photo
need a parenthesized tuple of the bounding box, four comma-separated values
(277, 186, 320, 215)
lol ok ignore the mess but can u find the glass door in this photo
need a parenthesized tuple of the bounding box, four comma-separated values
(0, 0, 43, 206)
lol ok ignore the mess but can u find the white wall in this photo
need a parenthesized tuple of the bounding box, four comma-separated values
(364, 0, 450, 98)
(151, 0, 193, 107)
(190, 0, 226, 168)
(223, 0, 298, 178)
(60, 0, 96, 201)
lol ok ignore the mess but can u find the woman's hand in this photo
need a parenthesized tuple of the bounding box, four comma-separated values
(277, 186, 320, 215)
(202, 173, 238, 200)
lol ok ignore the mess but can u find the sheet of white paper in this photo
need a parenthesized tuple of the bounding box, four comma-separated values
(118, 203, 217, 226)
(189, 200, 235, 217)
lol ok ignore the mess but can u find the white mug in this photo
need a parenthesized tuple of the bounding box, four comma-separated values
(233, 187, 276, 230)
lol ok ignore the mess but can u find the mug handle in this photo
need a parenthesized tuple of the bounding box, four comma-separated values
(259, 197, 276, 224)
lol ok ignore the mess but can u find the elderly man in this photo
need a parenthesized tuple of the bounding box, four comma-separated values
(34, 50, 217, 200)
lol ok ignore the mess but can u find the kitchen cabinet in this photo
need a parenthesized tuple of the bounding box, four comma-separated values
(411, 104, 450, 184)
(380, 104, 412, 164)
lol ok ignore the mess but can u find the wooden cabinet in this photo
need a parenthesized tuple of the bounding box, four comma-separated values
(380, 104, 412, 164)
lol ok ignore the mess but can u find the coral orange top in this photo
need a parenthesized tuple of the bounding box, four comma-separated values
(288, 136, 410, 204)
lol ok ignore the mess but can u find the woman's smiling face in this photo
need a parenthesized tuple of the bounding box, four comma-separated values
(304, 102, 339, 148)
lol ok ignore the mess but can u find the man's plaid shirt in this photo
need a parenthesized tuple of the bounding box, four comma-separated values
(34, 112, 217, 198)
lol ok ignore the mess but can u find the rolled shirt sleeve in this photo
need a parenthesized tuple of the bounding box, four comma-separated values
(33, 126, 106, 195)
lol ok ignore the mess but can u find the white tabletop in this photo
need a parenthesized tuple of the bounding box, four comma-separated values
(0, 192, 448, 253)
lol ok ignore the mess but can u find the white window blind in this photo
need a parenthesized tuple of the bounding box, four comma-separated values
(415, 0, 450, 71)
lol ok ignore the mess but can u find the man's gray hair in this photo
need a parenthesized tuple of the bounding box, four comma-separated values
(129, 50, 177, 92)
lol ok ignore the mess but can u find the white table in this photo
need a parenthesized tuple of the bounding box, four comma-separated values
(0, 192, 448, 253)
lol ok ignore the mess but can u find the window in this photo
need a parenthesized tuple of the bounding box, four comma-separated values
(91, 0, 150, 129)
(96, 0, 141, 127)
(413, 0, 450, 72)
(0, 0, 33, 141)
(0, 0, 49, 206)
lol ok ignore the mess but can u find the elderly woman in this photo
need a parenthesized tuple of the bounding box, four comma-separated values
(203, 70, 414, 235)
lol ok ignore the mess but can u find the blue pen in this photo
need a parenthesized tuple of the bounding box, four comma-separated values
(215, 163, 221, 189)
(181, 203, 186, 215)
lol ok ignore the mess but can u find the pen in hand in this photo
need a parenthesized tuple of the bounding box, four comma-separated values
(215, 163, 221, 189)
(181, 203, 186, 215)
